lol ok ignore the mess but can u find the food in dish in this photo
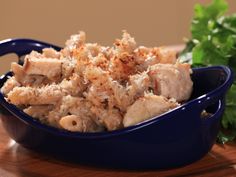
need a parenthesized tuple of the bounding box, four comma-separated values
(1, 31, 193, 132)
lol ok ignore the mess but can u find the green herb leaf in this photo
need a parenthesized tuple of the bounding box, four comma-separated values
(191, 0, 228, 41)
(180, 0, 236, 143)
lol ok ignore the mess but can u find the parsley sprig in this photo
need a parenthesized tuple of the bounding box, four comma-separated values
(180, 0, 236, 143)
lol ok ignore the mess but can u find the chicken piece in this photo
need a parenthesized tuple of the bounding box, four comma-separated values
(128, 71, 151, 98)
(139, 55, 159, 71)
(7, 85, 63, 105)
(134, 47, 177, 72)
(108, 72, 151, 111)
(109, 80, 132, 111)
(23, 57, 62, 80)
(59, 115, 101, 132)
(1, 77, 20, 95)
(91, 106, 123, 131)
(123, 94, 179, 127)
(148, 63, 193, 102)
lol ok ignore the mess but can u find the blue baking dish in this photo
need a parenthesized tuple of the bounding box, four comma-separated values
(0, 39, 234, 169)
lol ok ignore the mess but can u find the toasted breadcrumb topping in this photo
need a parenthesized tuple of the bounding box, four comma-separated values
(1, 31, 193, 132)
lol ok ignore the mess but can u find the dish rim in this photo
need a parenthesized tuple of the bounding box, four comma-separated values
(0, 66, 233, 139)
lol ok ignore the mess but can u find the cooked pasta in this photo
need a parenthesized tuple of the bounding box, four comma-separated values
(1, 31, 193, 132)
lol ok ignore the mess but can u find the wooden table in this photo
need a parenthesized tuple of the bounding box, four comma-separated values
(0, 120, 236, 177)
(1, 45, 236, 177)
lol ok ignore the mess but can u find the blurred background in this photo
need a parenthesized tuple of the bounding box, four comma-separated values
(0, 0, 235, 74)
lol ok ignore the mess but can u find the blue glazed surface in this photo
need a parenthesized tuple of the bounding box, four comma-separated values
(0, 39, 234, 169)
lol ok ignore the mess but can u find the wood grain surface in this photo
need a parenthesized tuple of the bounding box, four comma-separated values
(0, 119, 236, 177)
(1, 45, 236, 177)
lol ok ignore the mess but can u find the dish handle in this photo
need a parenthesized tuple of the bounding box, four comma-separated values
(0, 38, 61, 64)
(197, 66, 233, 124)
